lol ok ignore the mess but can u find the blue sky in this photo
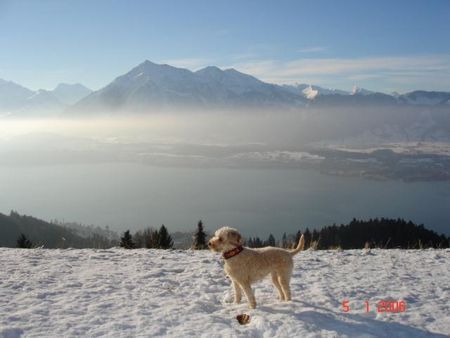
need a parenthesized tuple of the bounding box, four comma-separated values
(0, 0, 449, 92)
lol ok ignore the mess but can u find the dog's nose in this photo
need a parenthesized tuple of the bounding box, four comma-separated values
(208, 241, 212, 246)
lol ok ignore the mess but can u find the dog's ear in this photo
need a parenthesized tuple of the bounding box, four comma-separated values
(229, 230, 243, 246)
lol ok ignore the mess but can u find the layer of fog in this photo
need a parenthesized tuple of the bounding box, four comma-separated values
(1, 105, 449, 167)
(0, 112, 321, 168)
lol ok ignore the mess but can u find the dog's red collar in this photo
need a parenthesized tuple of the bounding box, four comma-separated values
(223, 245, 244, 260)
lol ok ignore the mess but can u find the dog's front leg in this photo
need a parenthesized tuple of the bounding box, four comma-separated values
(232, 280, 242, 304)
(240, 282, 256, 309)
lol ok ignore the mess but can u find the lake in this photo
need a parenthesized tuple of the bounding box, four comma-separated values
(1, 163, 449, 237)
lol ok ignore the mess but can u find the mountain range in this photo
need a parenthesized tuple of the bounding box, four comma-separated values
(72, 61, 306, 113)
(0, 80, 92, 116)
(1, 60, 449, 116)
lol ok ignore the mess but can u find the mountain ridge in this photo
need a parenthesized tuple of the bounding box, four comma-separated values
(0, 211, 115, 248)
(70, 60, 450, 113)
(1, 61, 450, 116)
(0, 80, 92, 116)
(72, 60, 307, 113)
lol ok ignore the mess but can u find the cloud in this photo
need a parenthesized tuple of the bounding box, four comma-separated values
(227, 55, 450, 91)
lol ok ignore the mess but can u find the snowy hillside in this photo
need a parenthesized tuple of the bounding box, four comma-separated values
(1, 248, 448, 337)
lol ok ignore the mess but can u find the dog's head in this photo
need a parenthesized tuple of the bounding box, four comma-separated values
(208, 227, 243, 252)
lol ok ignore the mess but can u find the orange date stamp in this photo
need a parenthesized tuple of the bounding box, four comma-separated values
(342, 300, 407, 313)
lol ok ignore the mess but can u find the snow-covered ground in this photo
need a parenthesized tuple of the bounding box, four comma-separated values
(0, 248, 449, 337)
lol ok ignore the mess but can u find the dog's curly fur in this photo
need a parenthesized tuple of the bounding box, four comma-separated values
(209, 226, 305, 309)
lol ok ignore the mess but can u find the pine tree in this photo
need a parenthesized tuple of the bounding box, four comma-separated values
(192, 220, 207, 250)
(133, 230, 145, 248)
(265, 234, 276, 247)
(254, 237, 263, 247)
(16, 233, 33, 248)
(281, 232, 288, 248)
(245, 237, 253, 247)
(158, 224, 173, 249)
(143, 228, 159, 248)
(303, 228, 312, 248)
(120, 230, 135, 249)
(294, 230, 303, 248)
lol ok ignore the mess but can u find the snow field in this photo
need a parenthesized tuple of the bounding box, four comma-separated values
(0, 248, 448, 337)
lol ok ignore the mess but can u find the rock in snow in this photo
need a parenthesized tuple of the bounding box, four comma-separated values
(0, 248, 448, 337)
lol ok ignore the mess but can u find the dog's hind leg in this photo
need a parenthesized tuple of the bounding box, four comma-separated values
(240, 282, 256, 309)
(232, 280, 242, 304)
(271, 272, 285, 301)
(278, 272, 292, 301)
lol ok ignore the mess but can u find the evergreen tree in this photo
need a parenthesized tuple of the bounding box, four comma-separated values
(245, 237, 253, 247)
(254, 237, 263, 247)
(295, 230, 302, 246)
(120, 230, 135, 249)
(16, 233, 33, 248)
(192, 220, 207, 250)
(144, 228, 159, 248)
(303, 228, 312, 248)
(247, 236, 263, 248)
(265, 234, 276, 246)
(158, 224, 173, 249)
(133, 230, 145, 248)
(281, 232, 288, 248)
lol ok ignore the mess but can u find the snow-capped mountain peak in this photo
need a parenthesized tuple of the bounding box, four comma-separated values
(71, 60, 307, 112)
(352, 86, 373, 96)
(302, 85, 319, 100)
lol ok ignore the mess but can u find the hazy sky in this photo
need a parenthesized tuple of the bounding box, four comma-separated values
(0, 0, 449, 92)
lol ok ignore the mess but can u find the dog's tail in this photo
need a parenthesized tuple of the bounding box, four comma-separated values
(290, 234, 305, 256)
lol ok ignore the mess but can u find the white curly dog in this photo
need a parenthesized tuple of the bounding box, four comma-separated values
(208, 226, 305, 309)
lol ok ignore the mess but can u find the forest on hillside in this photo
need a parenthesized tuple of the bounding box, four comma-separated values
(247, 218, 450, 249)
(0, 211, 117, 249)
(1, 211, 449, 249)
